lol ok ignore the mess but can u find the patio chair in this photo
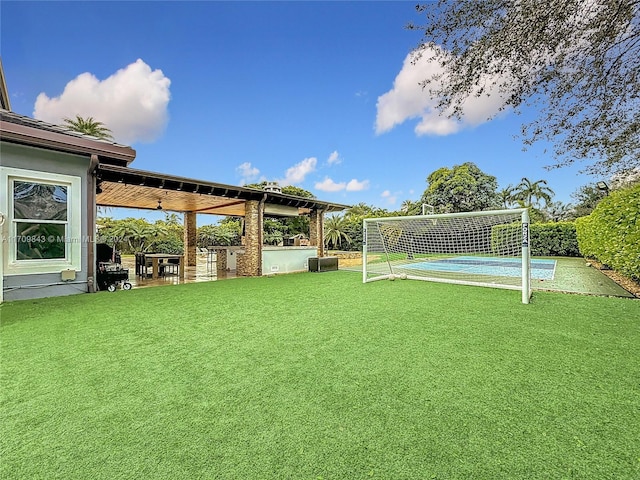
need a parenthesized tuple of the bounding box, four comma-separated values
(135, 253, 153, 277)
(160, 257, 180, 276)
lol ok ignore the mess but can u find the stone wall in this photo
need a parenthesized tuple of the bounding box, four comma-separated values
(331, 251, 363, 268)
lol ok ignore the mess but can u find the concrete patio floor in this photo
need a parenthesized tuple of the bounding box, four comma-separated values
(118, 253, 237, 289)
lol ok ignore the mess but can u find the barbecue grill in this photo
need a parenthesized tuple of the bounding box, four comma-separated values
(96, 243, 132, 292)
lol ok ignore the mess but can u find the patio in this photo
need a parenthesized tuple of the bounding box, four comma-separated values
(118, 252, 237, 289)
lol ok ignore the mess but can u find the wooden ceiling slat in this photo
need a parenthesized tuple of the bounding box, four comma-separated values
(95, 163, 349, 216)
(97, 183, 248, 216)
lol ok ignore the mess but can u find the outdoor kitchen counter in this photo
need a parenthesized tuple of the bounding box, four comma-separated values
(262, 246, 318, 275)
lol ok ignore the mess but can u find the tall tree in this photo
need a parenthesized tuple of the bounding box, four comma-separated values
(410, 1, 640, 176)
(344, 203, 388, 220)
(512, 178, 555, 208)
(324, 214, 352, 250)
(63, 115, 114, 141)
(571, 184, 607, 218)
(245, 181, 316, 199)
(400, 199, 422, 216)
(498, 186, 515, 209)
(421, 162, 500, 213)
(543, 201, 576, 222)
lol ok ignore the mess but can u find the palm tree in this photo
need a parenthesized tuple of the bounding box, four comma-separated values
(110, 219, 167, 252)
(63, 115, 114, 141)
(324, 214, 352, 250)
(512, 178, 555, 208)
(400, 200, 421, 216)
(544, 201, 576, 222)
(498, 186, 515, 208)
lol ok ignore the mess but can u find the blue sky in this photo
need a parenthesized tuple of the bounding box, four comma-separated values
(2, 1, 594, 223)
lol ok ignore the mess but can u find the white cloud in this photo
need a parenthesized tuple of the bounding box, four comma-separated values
(346, 179, 369, 191)
(327, 150, 341, 166)
(277, 157, 317, 186)
(381, 189, 397, 205)
(315, 176, 369, 193)
(237, 162, 260, 184)
(315, 177, 346, 192)
(34, 59, 171, 145)
(375, 46, 507, 137)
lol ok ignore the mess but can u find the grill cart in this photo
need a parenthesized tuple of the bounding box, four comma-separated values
(96, 243, 132, 292)
(97, 261, 132, 292)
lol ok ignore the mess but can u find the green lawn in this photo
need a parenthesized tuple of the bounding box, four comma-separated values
(1, 272, 639, 479)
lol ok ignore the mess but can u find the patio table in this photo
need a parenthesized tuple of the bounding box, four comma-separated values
(143, 253, 185, 279)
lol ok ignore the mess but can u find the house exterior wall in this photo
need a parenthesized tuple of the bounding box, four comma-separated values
(1, 142, 91, 301)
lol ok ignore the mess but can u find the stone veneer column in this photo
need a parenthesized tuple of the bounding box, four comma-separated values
(214, 248, 227, 274)
(184, 212, 197, 266)
(237, 200, 262, 276)
(309, 209, 325, 257)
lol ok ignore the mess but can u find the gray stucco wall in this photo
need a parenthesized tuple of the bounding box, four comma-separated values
(1, 142, 91, 301)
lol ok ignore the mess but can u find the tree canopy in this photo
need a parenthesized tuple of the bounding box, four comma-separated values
(244, 181, 315, 199)
(511, 177, 555, 208)
(63, 115, 114, 141)
(324, 214, 352, 250)
(410, 0, 640, 176)
(421, 162, 500, 213)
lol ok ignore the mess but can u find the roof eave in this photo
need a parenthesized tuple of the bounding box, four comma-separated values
(0, 120, 136, 165)
(0, 58, 10, 111)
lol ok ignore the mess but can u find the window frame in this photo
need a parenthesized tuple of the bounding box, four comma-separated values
(1, 167, 82, 275)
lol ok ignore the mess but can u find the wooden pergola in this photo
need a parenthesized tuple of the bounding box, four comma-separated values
(96, 164, 349, 273)
(96, 164, 346, 217)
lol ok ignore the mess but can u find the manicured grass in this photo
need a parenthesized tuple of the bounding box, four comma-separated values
(1, 272, 639, 479)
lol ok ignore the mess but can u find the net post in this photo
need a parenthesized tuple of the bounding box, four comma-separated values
(362, 219, 368, 283)
(521, 208, 531, 304)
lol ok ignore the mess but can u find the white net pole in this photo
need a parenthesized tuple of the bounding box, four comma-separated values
(521, 208, 531, 304)
(362, 221, 368, 283)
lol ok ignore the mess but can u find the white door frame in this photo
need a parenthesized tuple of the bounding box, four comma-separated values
(0, 211, 5, 303)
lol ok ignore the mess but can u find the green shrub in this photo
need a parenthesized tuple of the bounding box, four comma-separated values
(148, 238, 184, 254)
(491, 223, 522, 256)
(576, 184, 640, 280)
(530, 222, 580, 257)
(492, 221, 579, 257)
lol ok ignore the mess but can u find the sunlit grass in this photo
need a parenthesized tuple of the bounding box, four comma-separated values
(2, 272, 639, 479)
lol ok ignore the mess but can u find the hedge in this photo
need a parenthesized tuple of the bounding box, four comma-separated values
(492, 221, 580, 257)
(575, 184, 640, 280)
(529, 222, 580, 257)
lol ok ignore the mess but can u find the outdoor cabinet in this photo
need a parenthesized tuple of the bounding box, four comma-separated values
(308, 256, 338, 272)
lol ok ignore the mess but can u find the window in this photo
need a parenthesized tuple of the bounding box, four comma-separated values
(14, 181, 68, 260)
(1, 167, 82, 274)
